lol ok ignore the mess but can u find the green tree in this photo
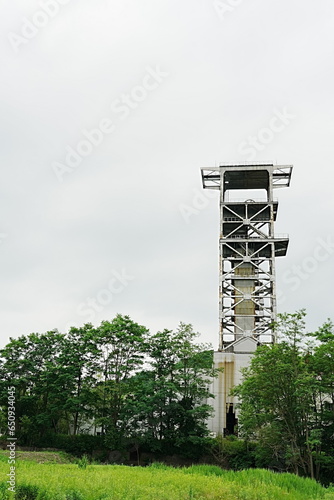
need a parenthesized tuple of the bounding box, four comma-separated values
(94, 314, 148, 448)
(307, 320, 334, 482)
(0, 330, 66, 439)
(128, 323, 219, 455)
(0, 316, 222, 460)
(232, 311, 318, 478)
(58, 324, 100, 435)
(0, 326, 101, 440)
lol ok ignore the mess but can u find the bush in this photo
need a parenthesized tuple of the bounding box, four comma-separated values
(140, 436, 211, 461)
(31, 434, 104, 456)
(176, 436, 212, 460)
(253, 440, 286, 472)
(77, 454, 89, 469)
(208, 436, 257, 470)
(15, 484, 40, 500)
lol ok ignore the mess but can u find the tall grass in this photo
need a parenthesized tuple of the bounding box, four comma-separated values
(0, 460, 333, 500)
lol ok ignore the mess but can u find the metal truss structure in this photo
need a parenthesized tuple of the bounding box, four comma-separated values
(201, 163, 292, 351)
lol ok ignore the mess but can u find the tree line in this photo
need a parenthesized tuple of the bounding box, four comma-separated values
(1, 310, 334, 483)
(0, 315, 217, 455)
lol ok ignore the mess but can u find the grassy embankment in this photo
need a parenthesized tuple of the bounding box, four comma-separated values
(0, 451, 333, 500)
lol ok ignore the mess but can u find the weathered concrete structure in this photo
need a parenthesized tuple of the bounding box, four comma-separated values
(202, 163, 292, 435)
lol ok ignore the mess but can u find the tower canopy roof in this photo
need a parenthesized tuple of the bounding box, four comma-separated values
(201, 163, 293, 190)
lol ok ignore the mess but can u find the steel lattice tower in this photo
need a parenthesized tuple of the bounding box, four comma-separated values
(201, 163, 292, 352)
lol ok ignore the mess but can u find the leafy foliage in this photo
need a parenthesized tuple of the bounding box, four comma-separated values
(0, 315, 216, 459)
(233, 311, 334, 483)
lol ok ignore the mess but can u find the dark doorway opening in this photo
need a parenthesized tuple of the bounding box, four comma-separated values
(224, 403, 238, 436)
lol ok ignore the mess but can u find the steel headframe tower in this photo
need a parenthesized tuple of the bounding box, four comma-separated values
(202, 163, 292, 436)
(201, 163, 293, 351)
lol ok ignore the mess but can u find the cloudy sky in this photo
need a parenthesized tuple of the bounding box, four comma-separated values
(0, 0, 333, 349)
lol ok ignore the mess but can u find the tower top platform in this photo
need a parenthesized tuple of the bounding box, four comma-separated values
(201, 163, 293, 191)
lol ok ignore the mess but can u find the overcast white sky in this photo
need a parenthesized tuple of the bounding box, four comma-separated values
(0, 0, 334, 349)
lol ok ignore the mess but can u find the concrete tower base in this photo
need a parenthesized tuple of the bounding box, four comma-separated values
(207, 338, 257, 436)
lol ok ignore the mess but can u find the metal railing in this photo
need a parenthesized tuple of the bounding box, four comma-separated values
(221, 233, 289, 239)
(223, 217, 270, 222)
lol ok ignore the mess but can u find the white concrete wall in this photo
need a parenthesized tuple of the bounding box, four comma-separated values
(207, 350, 254, 435)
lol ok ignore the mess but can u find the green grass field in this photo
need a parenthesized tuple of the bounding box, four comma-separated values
(0, 453, 333, 500)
